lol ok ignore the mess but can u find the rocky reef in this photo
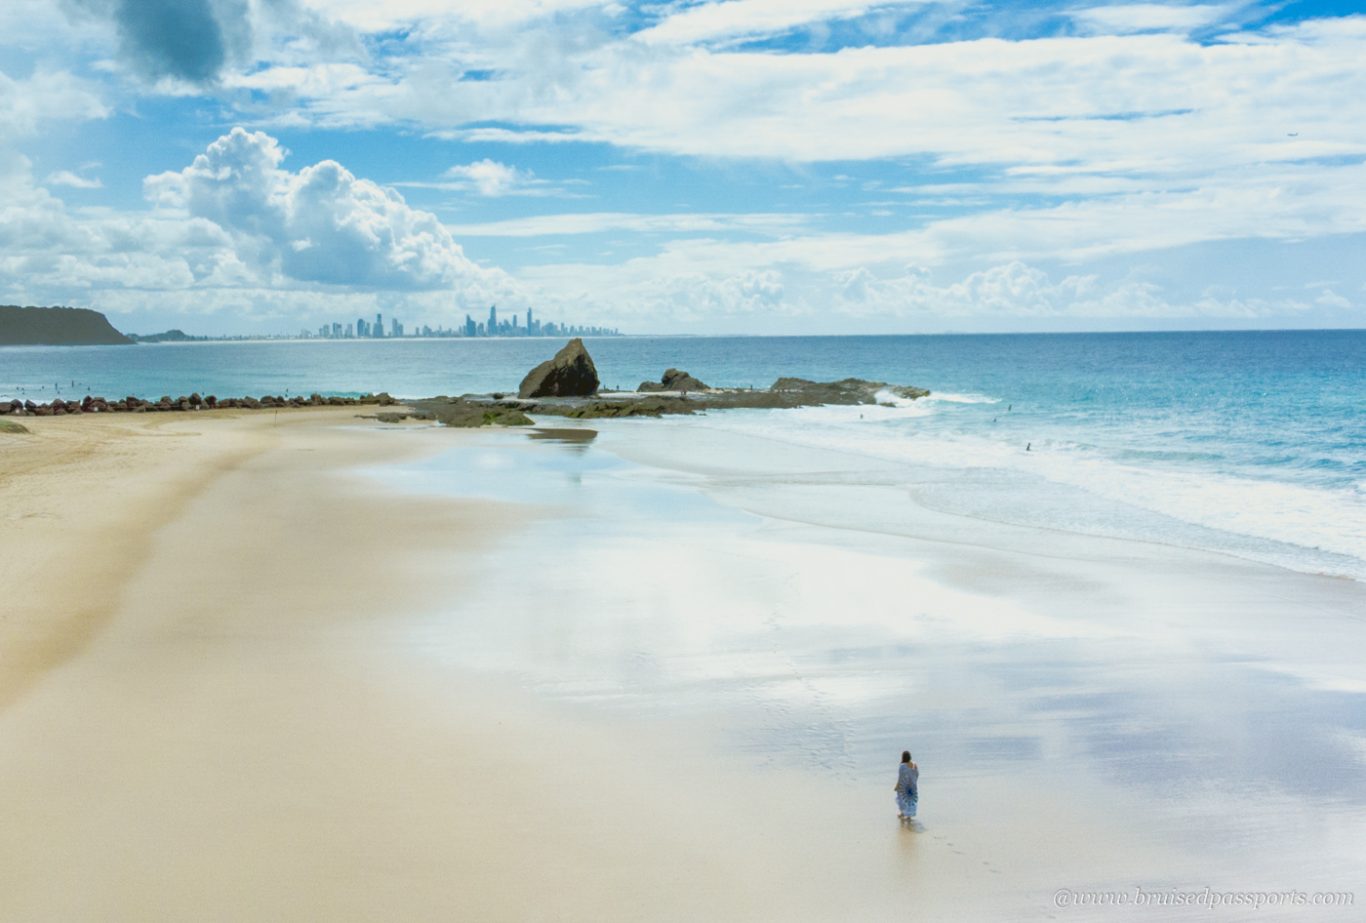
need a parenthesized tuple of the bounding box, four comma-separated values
(3, 392, 398, 417)
(637, 368, 709, 392)
(403, 342, 929, 428)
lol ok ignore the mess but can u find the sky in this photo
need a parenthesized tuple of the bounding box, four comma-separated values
(1, 0, 1364, 335)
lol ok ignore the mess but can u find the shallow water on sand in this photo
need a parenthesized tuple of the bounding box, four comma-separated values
(366, 420, 1366, 918)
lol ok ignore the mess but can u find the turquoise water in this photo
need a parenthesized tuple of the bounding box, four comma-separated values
(4, 330, 1363, 578)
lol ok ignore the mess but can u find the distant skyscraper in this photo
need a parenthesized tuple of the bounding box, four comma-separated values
(527, 307, 536, 336)
(375, 313, 383, 338)
(488, 304, 497, 336)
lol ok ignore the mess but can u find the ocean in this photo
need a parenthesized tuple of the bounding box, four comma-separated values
(4, 330, 1363, 580)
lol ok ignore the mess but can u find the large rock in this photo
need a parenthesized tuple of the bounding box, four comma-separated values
(518, 338, 600, 398)
(638, 368, 709, 393)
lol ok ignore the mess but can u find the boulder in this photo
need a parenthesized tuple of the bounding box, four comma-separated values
(518, 338, 599, 398)
(638, 368, 709, 393)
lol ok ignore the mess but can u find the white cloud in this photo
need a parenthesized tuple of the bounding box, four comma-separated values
(440, 159, 535, 196)
(144, 127, 513, 293)
(447, 211, 807, 237)
(0, 0, 109, 51)
(0, 69, 107, 136)
(296, 0, 608, 32)
(637, 0, 923, 46)
(1070, 3, 1236, 36)
(257, 17, 1366, 186)
(45, 170, 104, 189)
(1315, 289, 1352, 309)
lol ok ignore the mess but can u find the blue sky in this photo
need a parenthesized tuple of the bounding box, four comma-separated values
(1, 0, 1364, 335)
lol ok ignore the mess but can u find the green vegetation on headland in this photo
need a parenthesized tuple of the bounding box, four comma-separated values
(0, 305, 131, 346)
(128, 329, 205, 344)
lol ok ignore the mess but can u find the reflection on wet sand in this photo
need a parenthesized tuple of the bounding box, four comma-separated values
(388, 419, 1366, 916)
(527, 426, 599, 448)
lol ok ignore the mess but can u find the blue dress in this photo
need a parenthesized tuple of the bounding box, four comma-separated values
(895, 763, 919, 817)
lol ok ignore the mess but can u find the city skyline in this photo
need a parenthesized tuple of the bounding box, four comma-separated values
(305, 306, 619, 340)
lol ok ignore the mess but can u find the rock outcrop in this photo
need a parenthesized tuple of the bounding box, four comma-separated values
(409, 375, 930, 428)
(637, 368, 709, 392)
(518, 338, 600, 398)
(2, 392, 398, 417)
(770, 377, 929, 403)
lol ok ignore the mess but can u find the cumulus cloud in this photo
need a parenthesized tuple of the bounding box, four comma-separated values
(441, 159, 534, 197)
(145, 127, 511, 293)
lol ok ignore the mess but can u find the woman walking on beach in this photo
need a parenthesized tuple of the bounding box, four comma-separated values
(894, 751, 919, 821)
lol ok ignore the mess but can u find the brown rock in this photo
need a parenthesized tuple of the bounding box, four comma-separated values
(638, 368, 709, 393)
(518, 338, 600, 399)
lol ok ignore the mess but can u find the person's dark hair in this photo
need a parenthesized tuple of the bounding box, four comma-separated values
(901, 751, 911, 763)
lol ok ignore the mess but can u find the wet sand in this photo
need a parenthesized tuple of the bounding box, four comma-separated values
(373, 417, 1366, 920)
(2, 410, 1362, 920)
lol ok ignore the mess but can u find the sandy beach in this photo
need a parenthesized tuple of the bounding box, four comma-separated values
(2, 408, 1362, 921)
